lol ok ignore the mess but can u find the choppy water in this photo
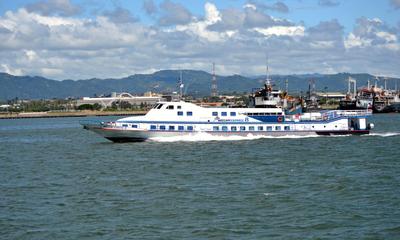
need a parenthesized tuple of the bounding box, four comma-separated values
(1, 114, 400, 239)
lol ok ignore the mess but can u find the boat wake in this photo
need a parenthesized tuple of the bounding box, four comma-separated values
(148, 131, 399, 142)
(366, 132, 400, 137)
(148, 132, 324, 142)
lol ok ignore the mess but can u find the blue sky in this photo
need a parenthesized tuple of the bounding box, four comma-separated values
(0, 0, 399, 79)
(1, 0, 398, 32)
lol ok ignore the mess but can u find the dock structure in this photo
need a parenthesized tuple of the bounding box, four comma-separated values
(0, 111, 147, 119)
(76, 92, 165, 108)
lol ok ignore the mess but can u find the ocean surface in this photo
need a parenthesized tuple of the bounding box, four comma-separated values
(1, 114, 400, 239)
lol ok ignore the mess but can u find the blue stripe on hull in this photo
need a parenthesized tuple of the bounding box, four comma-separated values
(248, 115, 284, 122)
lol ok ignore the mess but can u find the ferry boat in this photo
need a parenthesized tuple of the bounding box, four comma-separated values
(81, 101, 374, 142)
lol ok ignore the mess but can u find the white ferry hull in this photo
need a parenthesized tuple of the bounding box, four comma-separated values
(83, 124, 369, 142)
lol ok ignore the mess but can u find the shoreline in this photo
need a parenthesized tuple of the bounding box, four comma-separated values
(0, 110, 147, 119)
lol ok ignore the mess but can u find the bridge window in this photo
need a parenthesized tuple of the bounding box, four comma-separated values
(267, 126, 272, 131)
(213, 126, 219, 131)
(284, 126, 290, 131)
(157, 104, 163, 109)
(230, 112, 236, 116)
(275, 126, 281, 131)
(166, 105, 174, 110)
(187, 111, 193, 116)
(150, 125, 156, 130)
(221, 112, 227, 116)
(187, 126, 193, 131)
(249, 126, 255, 131)
(212, 112, 218, 116)
(178, 126, 184, 131)
(177, 111, 183, 116)
(240, 126, 246, 131)
(222, 126, 228, 131)
(177, 106, 182, 109)
(258, 126, 263, 131)
(169, 126, 175, 131)
(132, 124, 138, 128)
(160, 125, 166, 130)
(231, 126, 237, 131)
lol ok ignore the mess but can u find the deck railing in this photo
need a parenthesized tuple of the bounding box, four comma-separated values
(286, 109, 372, 122)
(322, 109, 372, 120)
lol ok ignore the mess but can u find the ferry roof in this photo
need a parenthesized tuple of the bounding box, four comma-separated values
(152, 101, 283, 113)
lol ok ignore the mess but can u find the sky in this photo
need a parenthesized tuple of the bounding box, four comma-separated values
(0, 0, 399, 80)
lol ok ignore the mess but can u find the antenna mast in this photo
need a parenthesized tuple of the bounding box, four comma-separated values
(266, 55, 271, 86)
(179, 70, 184, 100)
(211, 63, 218, 97)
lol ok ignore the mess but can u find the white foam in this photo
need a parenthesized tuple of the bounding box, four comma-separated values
(147, 132, 323, 142)
(263, 193, 276, 197)
(366, 132, 400, 137)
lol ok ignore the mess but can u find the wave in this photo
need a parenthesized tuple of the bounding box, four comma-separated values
(148, 132, 324, 142)
(366, 132, 400, 137)
(147, 131, 399, 142)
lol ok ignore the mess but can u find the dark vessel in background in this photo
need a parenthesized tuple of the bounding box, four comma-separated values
(339, 77, 400, 113)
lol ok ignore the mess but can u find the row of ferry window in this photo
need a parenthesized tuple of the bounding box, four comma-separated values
(212, 111, 236, 117)
(148, 125, 291, 131)
(150, 125, 194, 131)
(246, 112, 282, 116)
(177, 111, 192, 116)
(214, 126, 291, 131)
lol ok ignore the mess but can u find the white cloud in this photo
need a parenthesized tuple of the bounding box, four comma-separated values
(376, 31, 397, 42)
(25, 50, 38, 61)
(243, 4, 257, 10)
(41, 67, 64, 77)
(344, 18, 399, 52)
(1, 64, 24, 76)
(204, 2, 221, 24)
(344, 33, 372, 48)
(0, 3, 398, 80)
(174, 3, 232, 42)
(310, 41, 335, 49)
(254, 26, 305, 37)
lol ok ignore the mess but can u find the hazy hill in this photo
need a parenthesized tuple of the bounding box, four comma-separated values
(0, 71, 398, 100)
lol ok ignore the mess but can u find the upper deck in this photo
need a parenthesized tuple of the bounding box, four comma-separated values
(118, 101, 371, 124)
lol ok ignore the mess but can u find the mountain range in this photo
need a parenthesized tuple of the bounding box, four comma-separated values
(0, 70, 399, 100)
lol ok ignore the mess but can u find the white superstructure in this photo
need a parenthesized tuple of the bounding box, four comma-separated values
(82, 101, 374, 142)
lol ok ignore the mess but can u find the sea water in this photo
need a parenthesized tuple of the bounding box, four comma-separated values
(0, 114, 399, 239)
